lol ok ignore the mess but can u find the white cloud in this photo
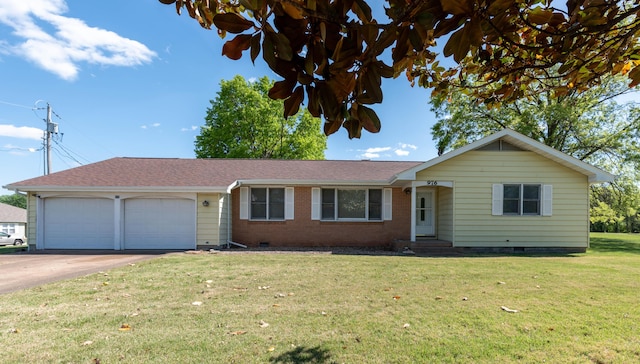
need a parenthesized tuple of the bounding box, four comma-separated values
(361, 152, 380, 159)
(141, 123, 161, 130)
(365, 147, 391, 154)
(399, 143, 417, 150)
(0, 0, 156, 80)
(357, 143, 418, 159)
(358, 147, 391, 159)
(181, 126, 198, 132)
(0, 124, 43, 140)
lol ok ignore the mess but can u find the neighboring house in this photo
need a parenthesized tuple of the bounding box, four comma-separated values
(4, 129, 614, 253)
(0, 201, 27, 242)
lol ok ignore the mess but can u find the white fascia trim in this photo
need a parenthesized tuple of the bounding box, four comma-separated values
(230, 179, 390, 190)
(8, 186, 228, 194)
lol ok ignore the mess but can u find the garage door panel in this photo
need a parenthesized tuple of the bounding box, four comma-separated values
(44, 198, 114, 249)
(123, 198, 195, 250)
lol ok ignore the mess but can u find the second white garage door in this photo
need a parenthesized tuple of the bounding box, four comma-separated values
(123, 198, 196, 250)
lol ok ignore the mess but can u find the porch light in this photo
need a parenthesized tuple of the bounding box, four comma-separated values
(202, 200, 210, 207)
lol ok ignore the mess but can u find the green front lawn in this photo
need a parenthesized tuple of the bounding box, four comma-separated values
(0, 234, 639, 363)
(0, 245, 28, 254)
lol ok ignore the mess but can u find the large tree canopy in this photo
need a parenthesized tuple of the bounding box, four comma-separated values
(430, 75, 640, 170)
(160, 0, 640, 138)
(195, 75, 326, 159)
(0, 194, 26, 209)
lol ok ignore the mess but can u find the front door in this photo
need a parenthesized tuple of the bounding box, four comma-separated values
(415, 191, 435, 236)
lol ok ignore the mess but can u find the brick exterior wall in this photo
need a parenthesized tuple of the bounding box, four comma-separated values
(231, 186, 412, 249)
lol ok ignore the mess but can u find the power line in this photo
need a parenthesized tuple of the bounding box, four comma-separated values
(0, 100, 34, 109)
(52, 138, 89, 165)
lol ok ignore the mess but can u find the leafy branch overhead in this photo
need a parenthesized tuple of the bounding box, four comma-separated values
(159, 0, 640, 138)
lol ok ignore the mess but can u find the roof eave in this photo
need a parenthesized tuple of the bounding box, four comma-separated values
(230, 179, 392, 189)
(5, 185, 229, 194)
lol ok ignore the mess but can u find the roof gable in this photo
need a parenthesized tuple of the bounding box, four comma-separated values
(393, 129, 615, 183)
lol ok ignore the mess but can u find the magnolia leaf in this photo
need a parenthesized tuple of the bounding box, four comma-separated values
(323, 119, 342, 136)
(392, 27, 410, 63)
(283, 86, 304, 118)
(250, 34, 261, 64)
(306, 85, 321, 117)
(440, 0, 472, 15)
(118, 324, 131, 331)
(317, 83, 340, 121)
(376, 61, 394, 78)
(467, 18, 483, 47)
(262, 32, 277, 68)
(342, 118, 362, 139)
(352, 0, 372, 22)
(527, 7, 553, 25)
(213, 13, 254, 34)
(487, 0, 512, 15)
(269, 79, 296, 100)
(239, 0, 258, 11)
(281, 1, 305, 19)
(229, 330, 247, 335)
(361, 24, 378, 45)
(628, 66, 640, 88)
(357, 105, 381, 133)
(443, 26, 470, 63)
(274, 33, 293, 61)
(222, 34, 252, 60)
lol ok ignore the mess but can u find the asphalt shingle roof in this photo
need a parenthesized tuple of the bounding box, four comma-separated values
(6, 158, 423, 190)
(0, 202, 27, 223)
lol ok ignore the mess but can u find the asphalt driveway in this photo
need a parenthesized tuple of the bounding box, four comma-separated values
(0, 252, 163, 294)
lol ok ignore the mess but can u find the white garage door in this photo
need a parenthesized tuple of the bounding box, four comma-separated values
(123, 198, 196, 250)
(44, 198, 114, 249)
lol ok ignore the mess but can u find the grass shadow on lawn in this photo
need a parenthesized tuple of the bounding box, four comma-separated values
(589, 233, 640, 254)
(269, 345, 335, 364)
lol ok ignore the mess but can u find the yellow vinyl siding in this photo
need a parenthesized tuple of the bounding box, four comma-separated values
(437, 187, 454, 242)
(27, 192, 37, 250)
(417, 151, 589, 247)
(197, 193, 225, 246)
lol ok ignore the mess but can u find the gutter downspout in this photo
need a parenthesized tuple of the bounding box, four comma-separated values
(225, 184, 247, 249)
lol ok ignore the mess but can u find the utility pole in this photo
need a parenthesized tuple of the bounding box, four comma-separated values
(44, 103, 58, 175)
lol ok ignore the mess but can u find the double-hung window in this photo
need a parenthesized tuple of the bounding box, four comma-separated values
(502, 184, 540, 215)
(493, 184, 552, 216)
(1, 223, 16, 234)
(320, 188, 382, 221)
(250, 187, 285, 220)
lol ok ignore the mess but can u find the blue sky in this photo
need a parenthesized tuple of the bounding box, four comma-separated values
(0, 0, 441, 195)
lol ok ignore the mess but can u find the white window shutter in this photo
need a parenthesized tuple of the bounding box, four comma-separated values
(383, 188, 393, 220)
(285, 187, 295, 220)
(311, 187, 320, 220)
(542, 184, 553, 216)
(239, 187, 249, 220)
(492, 184, 503, 216)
